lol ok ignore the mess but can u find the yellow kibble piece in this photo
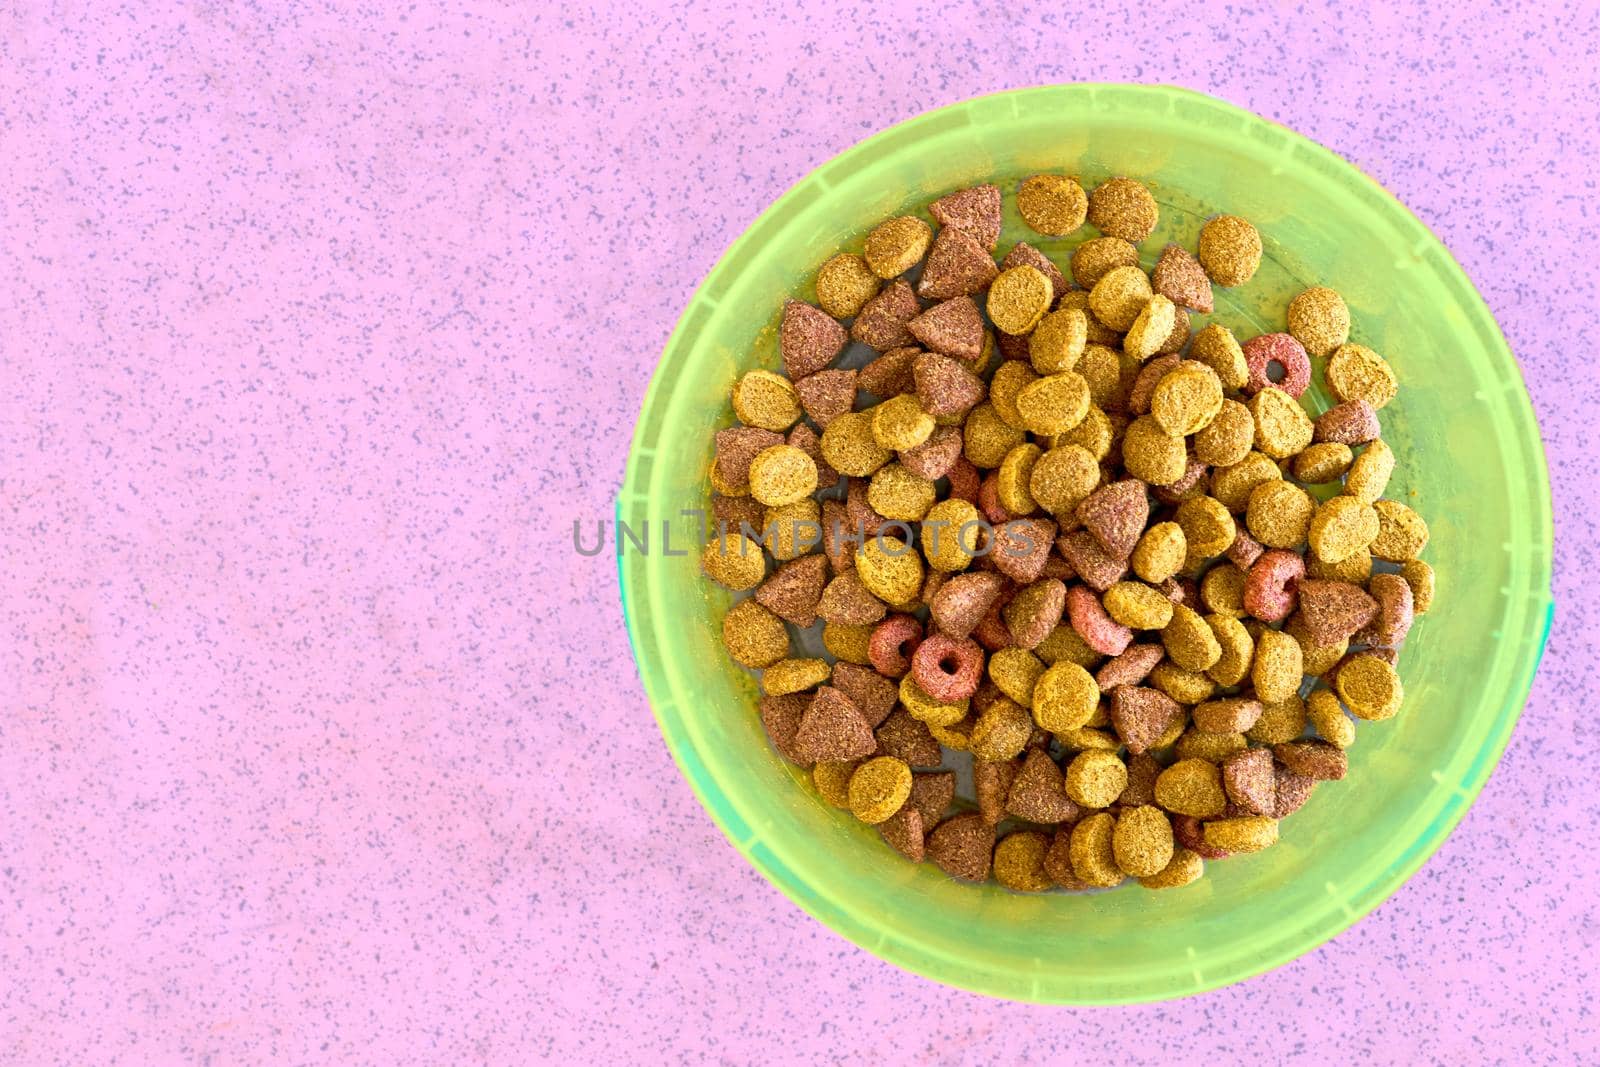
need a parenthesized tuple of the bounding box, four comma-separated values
(989, 646, 1047, 708)
(1346, 439, 1396, 503)
(1401, 559, 1436, 613)
(1150, 661, 1216, 706)
(1032, 661, 1101, 733)
(1246, 692, 1308, 745)
(856, 534, 924, 604)
(823, 621, 873, 665)
(1066, 749, 1129, 809)
(1057, 726, 1120, 752)
(1105, 581, 1175, 630)
(1076, 344, 1126, 409)
(1054, 404, 1115, 461)
(732, 369, 802, 431)
(928, 713, 975, 752)
(989, 358, 1039, 430)
(864, 215, 933, 278)
(722, 599, 790, 669)
(871, 393, 935, 452)
(971, 697, 1035, 762)
(963, 402, 1027, 469)
(702, 532, 766, 591)
(1251, 628, 1304, 705)
(1151, 361, 1225, 435)
(1155, 758, 1227, 818)
(994, 831, 1055, 892)
(1113, 805, 1174, 877)
(1029, 307, 1089, 374)
(1336, 654, 1403, 720)
(1287, 614, 1349, 677)
(1123, 415, 1187, 485)
(1017, 174, 1089, 236)
(1307, 688, 1356, 749)
(1175, 496, 1237, 559)
(1016, 372, 1091, 436)
(1246, 479, 1316, 548)
(1307, 543, 1373, 584)
(1203, 816, 1279, 853)
(1194, 399, 1256, 468)
(813, 760, 857, 808)
(1326, 344, 1398, 409)
(762, 657, 831, 696)
(1088, 177, 1160, 242)
(1206, 613, 1255, 686)
(900, 678, 969, 731)
(1133, 521, 1187, 583)
(815, 252, 880, 319)
(1197, 215, 1263, 287)
(1124, 295, 1178, 361)
(1287, 286, 1351, 357)
(1163, 602, 1223, 672)
(1029, 444, 1101, 516)
(1249, 388, 1314, 459)
(987, 265, 1053, 335)
(1070, 812, 1124, 887)
(1175, 728, 1247, 763)
(821, 410, 892, 477)
(1139, 847, 1204, 889)
(1371, 499, 1430, 561)
(1089, 265, 1154, 332)
(1190, 323, 1249, 392)
(764, 498, 820, 562)
(1201, 563, 1247, 618)
(1308, 495, 1380, 562)
(1071, 236, 1141, 290)
(1211, 451, 1281, 513)
(847, 756, 913, 823)
(748, 444, 819, 507)
(1035, 623, 1101, 668)
(997, 443, 1042, 515)
(867, 462, 937, 521)
(1293, 442, 1354, 483)
(921, 498, 983, 572)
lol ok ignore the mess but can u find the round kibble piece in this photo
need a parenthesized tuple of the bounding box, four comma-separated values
(1401, 559, 1436, 613)
(1032, 661, 1100, 733)
(921, 498, 983, 572)
(823, 621, 873, 665)
(821, 411, 892, 477)
(1246, 479, 1315, 548)
(1336, 653, 1403, 720)
(1203, 816, 1278, 853)
(1113, 805, 1174, 877)
(1201, 564, 1247, 617)
(1125, 295, 1178, 362)
(1017, 174, 1089, 236)
(864, 216, 933, 278)
(987, 266, 1054, 335)
(1308, 495, 1380, 562)
(1190, 323, 1249, 392)
(702, 532, 766, 591)
(1326, 344, 1398, 409)
(1155, 759, 1227, 818)
(1294, 442, 1354, 483)
(1016, 372, 1091, 436)
(1371, 499, 1430, 561)
(1307, 688, 1356, 748)
(996, 444, 1042, 516)
(813, 761, 857, 808)
(1193, 399, 1255, 469)
(1065, 749, 1128, 809)
(748, 444, 818, 506)
(1105, 581, 1175, 630)
(1069, 812, 1123, 887)
(993, 831, 1055, 892)
(1206, 614, 1255, 685)
(763, 657, 832, 696)
(1132, 522, 1187, 583)
(733, 370, 802, 431)
(847, 756, 913, 823)
(1088, 177, 1159, 242)
(971, 698, 1034, 762)
(1089, 265, 1154, 332)
(868, 463, 937, 521)
(1029, 444, 1100, 516)
(1071, 237, 1141, 290)
(989, 359, 1039, 430)
(1287, 286, 1351, 357)
(1176, 496, 1237, 559)
(1249, 388, 1314, 459)
(815, 253, 880, 319)
(723, 599, 790, 668)
(1151, 361, 1224, 436)
(856, 535, 924, 605)
(1197, 215, 1262, 287)
(871, 393, 935, 452)
(1030, 307, 1089, 374)
(1212, 452, 1281, 513)
(1123, 415, 1187, 485)
(989, 646, 1047, 708)
(963, 403, 1027, 469)
(1163, 602, 1222, 672)
(1140, 848, 1204, 889)
(1252, 628, 1304, 704)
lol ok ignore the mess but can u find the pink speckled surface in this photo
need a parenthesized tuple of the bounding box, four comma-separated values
(1, 1, 1594, 1063)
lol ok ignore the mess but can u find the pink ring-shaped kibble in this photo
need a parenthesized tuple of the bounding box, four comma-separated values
(977, 470, 1013, 525)
(1066, 584, 1133, 656)
(1360, 573, 1415, 648)
(945, 456, 981, 505)
(868, 613, 924, 678)
(910, 633, 985, 702)
(1243, 549, 1306, 623)
(1242, 333, 1311, 397)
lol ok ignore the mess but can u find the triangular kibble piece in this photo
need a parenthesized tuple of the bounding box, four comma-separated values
(1056, 530, 1129, 592)
(781, 299, 848, 379)
(992, 517, 1057, 583)
(831, 662, 898, 728)
(1006, 748, 1079, 824)
(906, 770, 957, 827)
(714, 426, 783, 489)
(929, 184, 1002, 249)
(1151, 244, 1214, 313)
(857, 346, 920, 399)
(1222, 747, 1275, 815)
(907, 296, 984, 362)
(917, 227, 1000, 300)
(930, 571, 1007, 639)
(817, 572, 888, 626)
(792, 686, 876, 763)
(794, 368, 857, 428)
(1076, 480, 1149, 561)
(927, 812, 996, 881)
(1295, 579, 1379, 646)
(913, 352, 985, 417)
(850, 279, 920, 351)
(755, 554, 827, 628)
(874, 708, 943, 766)
(1110, 686, 1183, 755)
(759, 693, 812, 765)
(878, 805, 926, 861)
(898, 424, 963, 481)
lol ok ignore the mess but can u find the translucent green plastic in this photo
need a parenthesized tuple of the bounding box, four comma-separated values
(618, 85, 1553, 1004)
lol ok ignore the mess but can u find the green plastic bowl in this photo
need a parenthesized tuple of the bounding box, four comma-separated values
(618, 85, 1553, 1004)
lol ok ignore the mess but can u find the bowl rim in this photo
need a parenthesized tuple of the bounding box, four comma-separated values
(618, 83, 1555, 1004)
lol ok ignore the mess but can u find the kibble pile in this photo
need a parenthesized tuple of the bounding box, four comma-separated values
(701, 174, 1433, 891)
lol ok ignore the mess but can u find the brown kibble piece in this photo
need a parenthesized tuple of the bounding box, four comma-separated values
(927, 812, 996, 882)
(1314, 399, 1381, 445)
(781, 299, 848, 379)
(913, 352, 985, 418)
(1295, 579, 1378, 645)
(831, 662, 898, 728)
(929, 183, 1003, 249)
(1004, 578, 1068, 650)
(878, 806, 926, 862)
(1273, 740, 1348, 781)
(1221, 748, 1276, 815)
(992, 517, 1057, 583)
(1151, 243, 1214, 312)
(793, 686, 877, 763)
(758, 693, 811, 764)
(1110, 685, 1183, 755)
(930, 571, 1006, 638)
(755, 554, 827, 627)
(850, 279, 920, 351)
(1076, 479, 1150, 560)
(909, 296, 985, 362)
(1007, 748, 1080, 824)
(906, 770, 957, 827)
(918, 227, 1000, 300)
(1193, 696, 1263, 734)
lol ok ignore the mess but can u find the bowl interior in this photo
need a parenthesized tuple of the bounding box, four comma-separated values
(619, 85, 1552, 1003)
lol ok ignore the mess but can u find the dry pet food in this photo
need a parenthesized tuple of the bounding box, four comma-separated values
(701, 171, 1434, 894)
